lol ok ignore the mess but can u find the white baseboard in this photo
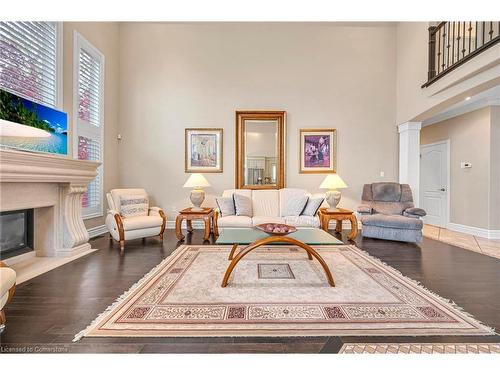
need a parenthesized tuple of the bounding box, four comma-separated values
(447, 222, 500, 239)
(166, 220, 205, 229)
(88, 224, 109, 238)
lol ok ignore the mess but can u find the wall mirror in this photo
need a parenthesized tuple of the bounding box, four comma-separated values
(235, 111, 286, 189)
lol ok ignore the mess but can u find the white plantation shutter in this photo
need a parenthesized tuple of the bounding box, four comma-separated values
(0, 21, 60, 107)
(74, 32, 105, 218)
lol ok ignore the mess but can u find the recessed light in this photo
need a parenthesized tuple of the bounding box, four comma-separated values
(465, 96, 471, 101)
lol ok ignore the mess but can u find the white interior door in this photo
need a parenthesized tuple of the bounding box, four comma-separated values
(420, 141, 449, 227)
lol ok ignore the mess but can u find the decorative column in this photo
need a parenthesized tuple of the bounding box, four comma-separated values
(59, 184, 91, 257)
(398, 122, 422, 207)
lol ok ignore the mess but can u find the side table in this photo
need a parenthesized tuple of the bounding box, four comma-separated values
(319, 207, 358, 240)
(175, 207, 218, 241)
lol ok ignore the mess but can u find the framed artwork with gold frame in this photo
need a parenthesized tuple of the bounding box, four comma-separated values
(185, 128, 223, 173)
(299, 128, 337, 174)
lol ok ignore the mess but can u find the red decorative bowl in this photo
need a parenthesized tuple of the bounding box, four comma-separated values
(255, 223, 297, 236)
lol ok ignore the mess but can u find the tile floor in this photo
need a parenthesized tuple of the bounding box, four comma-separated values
(423, 225, 500, 260)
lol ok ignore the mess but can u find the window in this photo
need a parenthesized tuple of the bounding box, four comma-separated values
(73, 32, 105, 219)
(0, 21, 61, 107)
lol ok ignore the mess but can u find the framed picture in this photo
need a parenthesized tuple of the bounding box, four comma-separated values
(299, 128, 337, 174)
(185, 128, 223, 173)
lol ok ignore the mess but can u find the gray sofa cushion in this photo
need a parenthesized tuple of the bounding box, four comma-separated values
(215, 197, 235, 217)
(234, 194, 253, 216)
(362, 225, 423, 243)
(371, 201, 408, 215)
(372, 182, 402, 202)
(281, 195, 309, 216)
(301, 197, 324, 216)
(403, 207, 426, 217)
(357, 204, 372, 214)
(360, 214, 423, 230)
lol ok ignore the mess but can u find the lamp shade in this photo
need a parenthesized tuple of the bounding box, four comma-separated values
(183, 173, 211, 188)
(319, 174, 348, 190)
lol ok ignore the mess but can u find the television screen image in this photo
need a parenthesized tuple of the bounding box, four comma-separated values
(0, 89, 68, 155)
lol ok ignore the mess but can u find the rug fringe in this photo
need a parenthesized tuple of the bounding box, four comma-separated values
(72, 245, 190, 342)
(346, 245, 496, 335)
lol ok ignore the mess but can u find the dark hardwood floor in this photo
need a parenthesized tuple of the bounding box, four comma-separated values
(1, 229, 499, 353)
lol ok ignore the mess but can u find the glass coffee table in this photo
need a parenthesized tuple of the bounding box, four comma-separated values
(216, 228, 343, 288)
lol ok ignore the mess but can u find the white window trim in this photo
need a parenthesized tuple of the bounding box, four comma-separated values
(72, 31, 105, 220)
(1, 22, 63, 110)
(55, 22, 63, 109)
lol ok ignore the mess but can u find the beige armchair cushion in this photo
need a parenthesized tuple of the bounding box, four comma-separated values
(119, 194, 149, 218)
(122, 216, 164, 231)
(109, 188, 149, 213)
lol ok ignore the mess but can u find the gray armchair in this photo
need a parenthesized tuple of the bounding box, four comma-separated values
(357, 182, 426, 243)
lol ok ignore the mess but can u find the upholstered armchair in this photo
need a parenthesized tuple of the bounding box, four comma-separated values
(105, 188, 167, 254)
(357, 182, 426, 242)
(0, 261, 16, 333)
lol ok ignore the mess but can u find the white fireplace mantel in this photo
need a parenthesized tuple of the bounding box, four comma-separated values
(0, 149, 101, 257)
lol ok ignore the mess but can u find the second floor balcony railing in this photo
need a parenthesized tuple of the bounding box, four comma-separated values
(423, 21, 500, 87)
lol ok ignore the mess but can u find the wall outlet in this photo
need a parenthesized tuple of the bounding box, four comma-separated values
(460, 162, 472, 169)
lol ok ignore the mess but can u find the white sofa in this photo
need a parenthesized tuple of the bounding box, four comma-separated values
(216, 188, 323, 228)
(105, 188, 167, 253)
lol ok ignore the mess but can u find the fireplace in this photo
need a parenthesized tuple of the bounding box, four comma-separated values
(0, 209, 34, 259)
(0, 148, 100, 258)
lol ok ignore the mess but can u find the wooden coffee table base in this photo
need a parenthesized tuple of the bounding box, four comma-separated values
(221, 236, 335, 288)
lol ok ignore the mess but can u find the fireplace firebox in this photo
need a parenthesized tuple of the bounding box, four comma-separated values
(0, 209, 34, 259)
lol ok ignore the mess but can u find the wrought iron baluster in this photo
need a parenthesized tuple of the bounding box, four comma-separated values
(446, 22, 451, 68)
(482, 21, 485, 47)
(489, 22, 494, 41)
(441, 25, 446, 70)
(437, 27, 441, 74)
(468, 21, 472, 54)
(452, 21, 456, 64)
(461, 21, 466, 58)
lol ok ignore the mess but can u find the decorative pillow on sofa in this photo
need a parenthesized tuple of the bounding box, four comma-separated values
(120, 194, 149, 218)
(215, 197, 235, 217)
(233, 194, 253, 217)
(281, 195, 309, 217)
(301, 197, 324, 216)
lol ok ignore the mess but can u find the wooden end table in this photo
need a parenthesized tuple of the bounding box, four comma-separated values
(319, 207, 358, 240)
(175, 207, 219, 241)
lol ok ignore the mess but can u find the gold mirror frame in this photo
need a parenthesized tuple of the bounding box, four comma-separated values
(235, 111, 286, 189)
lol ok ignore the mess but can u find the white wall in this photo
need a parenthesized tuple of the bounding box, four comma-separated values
(118, 23, 398, 219)
(421, 107, 491, 229)
(489, 106, 500, 230)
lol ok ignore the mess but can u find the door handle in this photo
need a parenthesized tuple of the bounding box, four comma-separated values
(438, 188, 446, 191)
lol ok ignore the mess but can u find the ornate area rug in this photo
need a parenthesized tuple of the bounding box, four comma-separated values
(339, 343, 500, 354)
(74, 245, 494, 340)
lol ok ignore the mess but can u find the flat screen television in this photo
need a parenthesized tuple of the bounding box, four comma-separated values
(0, 89, 68, 155)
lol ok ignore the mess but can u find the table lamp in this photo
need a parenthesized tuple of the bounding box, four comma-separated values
(319, 174, 348, 211)
(183, 173, 211, 211)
